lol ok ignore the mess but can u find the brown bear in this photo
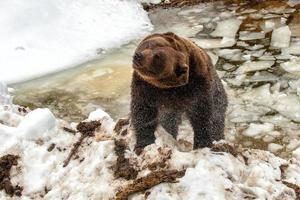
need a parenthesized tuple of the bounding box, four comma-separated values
(130, 32, 227, 153)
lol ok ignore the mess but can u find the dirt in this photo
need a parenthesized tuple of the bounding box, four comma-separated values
(142, 0, 219, 10)
(114, 118, 130, 134)
(63, 127, 77, 134)
(115, 169, 186, 200)
(77, 121, 101, 137)
(63, 120, 101, 167)
(211, 143, 239, 157)
(0, 155, 22, 197)
(47, 143, 56, 152)
(113, 139, 138, 180)
(142, 0, 264, 11)
(280, 164, 289, 179)
(144, 147, 172, 171)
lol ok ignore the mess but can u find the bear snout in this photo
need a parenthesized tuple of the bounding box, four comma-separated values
(133, 52, 144, 67)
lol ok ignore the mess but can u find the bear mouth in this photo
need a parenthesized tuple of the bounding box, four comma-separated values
(132, 61, 142, 68)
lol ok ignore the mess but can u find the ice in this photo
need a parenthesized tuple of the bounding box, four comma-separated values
(236, 61, 274, 74)
(192, 37, 236, 49)
(243, 123, 274, 138)
(0, 0, 152, 83)
(268, 143, 283, 153)
(280, 58, 300, 76)
(293, 148, 300, 160)
(242, 84, 273, 106)
(239, 31, 265, 41)
(140, 0, 161, 4)
(247, 71, 279, 83)
(287, 41, 300, 55)
(272, 94, 300, 122)
(168, 23, 203, 37)
(226, 74, 246, 86)
(259, 18, 287, 32)
(271, 26, 291, 48)
(228, 105, 270, 123)
(216, 49, 242, 60)
(210, 18, 242, 38)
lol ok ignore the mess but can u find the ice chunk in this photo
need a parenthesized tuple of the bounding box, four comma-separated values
(210, 18, 242, 38)
(216, 49, 242, 60)
(192, 37, 236, 49)
(140, 0, 161, 4)
(271, 26, 291, 48)
(17, 108, 56, 140)
(168, 23, 203, 37)
(243, 123, 274, 137)
(272, 94, 300, 122)
(236, 61, 274, 74)
(226, 74, 246, 86)
(293, 148, 300, 160)
(242, 84, 273, 107)
(207, 51, 218, 66)
(228, 105, 271, 123)
(280, 58, 300, 75)
(239, 31, 265, 41)
(247, 71, 279, 83)
(268, 143, 283, 153)
(287, 41, 300, 55)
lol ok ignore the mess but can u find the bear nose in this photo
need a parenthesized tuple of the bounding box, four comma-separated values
(133, 52, 144, 66)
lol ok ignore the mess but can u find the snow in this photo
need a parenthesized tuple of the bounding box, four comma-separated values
(271, 26, 291, 48)
(0, 0, 152, 84)
(17, 108, 56, 140)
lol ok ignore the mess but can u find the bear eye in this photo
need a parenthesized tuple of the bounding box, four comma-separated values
(175, 65, 186, 77)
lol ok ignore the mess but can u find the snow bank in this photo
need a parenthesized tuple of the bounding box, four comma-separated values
(0, 83, 300, 199)
(0, 0, 152, 83)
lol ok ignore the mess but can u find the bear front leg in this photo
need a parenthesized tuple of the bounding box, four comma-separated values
(131, 102, 158, 154)
(187, 100, 213, 149)
(159, 110, 181, 139)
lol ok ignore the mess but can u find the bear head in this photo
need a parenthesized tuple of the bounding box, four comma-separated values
(132, 32, 190, 89)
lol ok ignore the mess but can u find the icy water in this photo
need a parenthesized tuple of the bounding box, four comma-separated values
(12, 1, 300, 158)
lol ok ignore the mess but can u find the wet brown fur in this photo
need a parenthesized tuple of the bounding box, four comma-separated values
(130, 32, 227, 152)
